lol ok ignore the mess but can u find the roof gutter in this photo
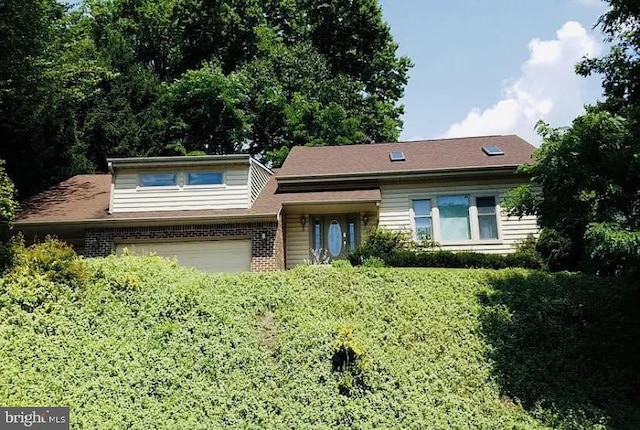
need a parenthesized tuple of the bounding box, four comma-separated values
(281, 198, 380, 206)
(108, 154, 252, 172)
(276, 165, 522, 185)
(15, 212, 279, 228)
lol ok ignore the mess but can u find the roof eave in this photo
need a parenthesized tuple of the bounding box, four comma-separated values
(281, 198, 381, 206)
(15, 212, 279, 228)
(107, 154, 252, 171)
(276, 165, 523, 184)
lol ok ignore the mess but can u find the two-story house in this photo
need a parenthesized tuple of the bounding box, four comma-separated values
(15, 135, 539, 272)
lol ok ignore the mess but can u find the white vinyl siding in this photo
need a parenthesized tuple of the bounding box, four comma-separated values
(249, 160, 272, 205)
(285, 213, 309, 269)
(379, 182, 539, 254)
(115, 240, 251, 272)
(111, 166, 250, 212)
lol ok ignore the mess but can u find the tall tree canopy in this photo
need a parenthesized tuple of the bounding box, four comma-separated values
(506, 0, 640, 273)
(1, 0, 411, 197)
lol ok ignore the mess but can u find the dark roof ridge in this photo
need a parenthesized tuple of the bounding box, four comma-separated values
(392, 134, 515, 144)
(290, 134, 518, 148)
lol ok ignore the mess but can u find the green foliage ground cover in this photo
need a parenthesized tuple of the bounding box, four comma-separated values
(0, 246, 638, 429)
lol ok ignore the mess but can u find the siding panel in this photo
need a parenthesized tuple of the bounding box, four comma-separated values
(112, 167, 250, 212)
(285, 214, 309, 269)
(249, 160, 272, 205)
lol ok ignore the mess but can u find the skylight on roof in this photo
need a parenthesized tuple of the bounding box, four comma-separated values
(482, 145, 504, 156)
(389, 151, 406, 161)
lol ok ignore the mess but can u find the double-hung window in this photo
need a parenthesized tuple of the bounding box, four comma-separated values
(476, 196, 498, 239)
(412, 199, 433, 240)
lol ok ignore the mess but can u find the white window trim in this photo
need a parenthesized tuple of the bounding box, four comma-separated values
(409, 193, 503, 244)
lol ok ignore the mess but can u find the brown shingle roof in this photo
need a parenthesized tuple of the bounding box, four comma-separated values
(15, 174, 281, 224)
(16, 175, 111, 223)
(277, 135, 535, 178)
(251, 176, 380, 212)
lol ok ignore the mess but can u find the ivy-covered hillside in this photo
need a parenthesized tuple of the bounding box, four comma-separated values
(0, 241, 638, 429)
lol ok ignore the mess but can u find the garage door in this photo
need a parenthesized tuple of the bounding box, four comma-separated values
(115, 240, 252, 272)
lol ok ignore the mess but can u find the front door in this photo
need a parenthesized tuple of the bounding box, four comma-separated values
(311, 214, 359, 260)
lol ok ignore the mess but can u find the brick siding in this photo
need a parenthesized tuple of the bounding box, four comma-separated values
(84, 222, 284, 272)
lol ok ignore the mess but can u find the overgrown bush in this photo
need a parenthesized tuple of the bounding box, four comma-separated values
(535, 228, 578, 272)
(348, 228, 413, 265)
(351, 228, 543, 270)
(332, 326, 369, 396)
(0, 237, 88, 311)
(512, 234, 545, 269)
(584, 223, 640, 275)
(330, 259, 352, 269)
(362, 256, 386, 268)
(385, 249, 543, 270)
(0, 160, 17, 272)
(0, 257, 637, 428)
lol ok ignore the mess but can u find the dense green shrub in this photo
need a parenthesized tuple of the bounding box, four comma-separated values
(584, 223, 640, 275)
(0, 160, 17, 272)
(362, 256, 386, 268)
(348, 228, 413, 265)
(331, 326, 369, 397)
(385, 249, 543, 270)
(535, 228, 578, 272)
(0, 237, 88, 312)
(0, 256, 637, 428)
(513, 234, 543, 264)
(330, 259, 352, 269)
(351, 228, 543, 270)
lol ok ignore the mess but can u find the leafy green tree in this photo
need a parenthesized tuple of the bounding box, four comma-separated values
(1, 1, 106, 196)
(3, 0, 412, 196)
(165, 63, 250, 154)
(83, 0, 411, 166)
(506, 112, 637, 271)
(577, 0, 640, 118)
(505, 0, 640, 273)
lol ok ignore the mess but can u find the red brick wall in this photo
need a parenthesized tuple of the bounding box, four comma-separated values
(84, 222, 284, 272)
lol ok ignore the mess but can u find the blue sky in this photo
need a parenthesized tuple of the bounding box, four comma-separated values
(378, 0, 609, 145)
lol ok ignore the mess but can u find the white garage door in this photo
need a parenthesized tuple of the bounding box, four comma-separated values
(115, 240, 252, 272)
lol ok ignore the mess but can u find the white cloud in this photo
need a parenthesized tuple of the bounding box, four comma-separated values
(441, 21, 602, 145)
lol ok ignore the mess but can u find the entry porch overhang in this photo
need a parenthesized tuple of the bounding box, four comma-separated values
(278, 188, 381, 215)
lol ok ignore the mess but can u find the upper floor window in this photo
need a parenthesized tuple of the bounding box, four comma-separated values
(412, 199, 433, 240)
(139, 173, 177, 187)
(187, 172, 224, 186)
(439, 195, 471, 241)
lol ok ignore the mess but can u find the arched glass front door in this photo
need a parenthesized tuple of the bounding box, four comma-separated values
(310, 215, 360, 260)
